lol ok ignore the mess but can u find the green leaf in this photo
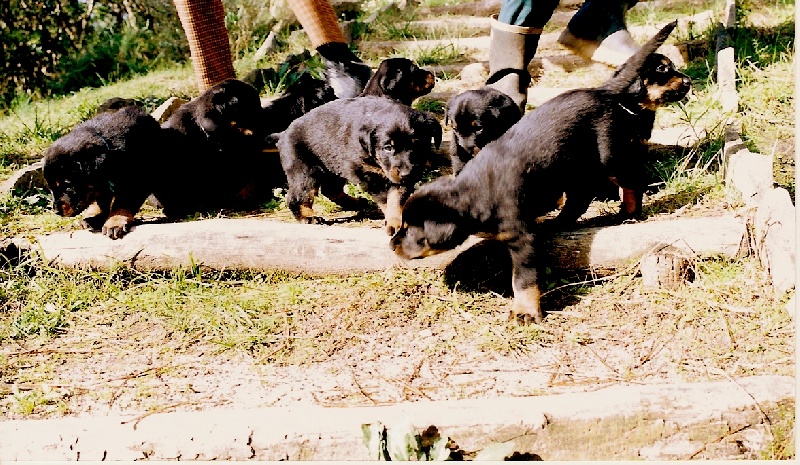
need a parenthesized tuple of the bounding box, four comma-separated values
(362, 422, 386, 460)
(386, 418, 422, 461)
(429, 435, 451, 461)
(473, 441, 517, 461)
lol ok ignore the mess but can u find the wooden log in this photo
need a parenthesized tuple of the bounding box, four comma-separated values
(723, 124, 774, 205)
(751, 187, 796, 295)
(0, 375, 793, 461)
(0, 161, 45, 195)
(7, 214, 745, 275)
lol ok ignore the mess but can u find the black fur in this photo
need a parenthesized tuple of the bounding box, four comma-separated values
(391, 21, 691, 324)
(446, 87, 522, 174)
(262, 73, 337, 138)
(359, 57, 436, 105)
(157, 79, 280, 218)
(277, 96, 442, 234)
(42, 106, 163, 239)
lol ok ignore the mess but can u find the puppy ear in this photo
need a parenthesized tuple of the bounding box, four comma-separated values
(603, 20, 678, 93)
(423, 219, 457, 245)
(417, 113, 443, 149)
(359, 125, 376, 155)
(379, 69, 402, 94)
(626, 76, 646, 99)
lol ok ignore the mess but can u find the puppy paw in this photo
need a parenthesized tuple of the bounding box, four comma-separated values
(303, 216, 332, 226)
(508, 309, 543, 326)
(508, 291, 543, 325)
(101, 215, 133, 239)
(384, 217, 402, 236)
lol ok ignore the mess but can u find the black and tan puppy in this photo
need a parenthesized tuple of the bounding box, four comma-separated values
(156, 79, 279, 218)
(359, 57, 436, 105)
(277, 96, 442, 234)
(391, 21, 691, 324)
(42, 106, 163, 239)
(262, 73, 337, 137)
(446, 87, 522, 174)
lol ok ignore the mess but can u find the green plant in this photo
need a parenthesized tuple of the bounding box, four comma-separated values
(362, 420, 535, 460)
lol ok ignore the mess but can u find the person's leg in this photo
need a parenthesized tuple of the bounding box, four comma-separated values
(487, 0, 560, 112)
(558, 0, 640, 66)
(174, 0, 236, 91)
(287, 0, 372, 99)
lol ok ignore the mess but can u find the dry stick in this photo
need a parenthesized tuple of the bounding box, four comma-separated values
(350, 368, 379, 405)
(121, 398, 217, 430)
(688, 422, 754, 460)
(712, 367, 775, 442)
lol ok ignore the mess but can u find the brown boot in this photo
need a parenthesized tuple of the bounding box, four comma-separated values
(486, 15, 541, 113)
(558, 0, 640, 67)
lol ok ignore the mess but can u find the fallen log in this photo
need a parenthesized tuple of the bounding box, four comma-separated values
(6, 214, 745, 276)
(0, 375, 792, 461)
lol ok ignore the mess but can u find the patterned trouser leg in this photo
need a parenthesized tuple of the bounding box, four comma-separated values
(286, 0, 346, 48)
(174, 0, 236, 91)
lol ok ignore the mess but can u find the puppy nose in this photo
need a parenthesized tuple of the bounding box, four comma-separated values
(682, 76, 692, 87)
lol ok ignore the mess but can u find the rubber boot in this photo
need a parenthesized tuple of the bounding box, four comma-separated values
(287, 0, 372, 99)
(558, 0, 640, 67)
(486, 15, 542, 112)
(174, 0, 236, 92)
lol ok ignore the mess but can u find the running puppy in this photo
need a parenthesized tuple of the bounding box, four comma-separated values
(446, 87, 521, 174)
(277, 96, 442, 234)
(391, 22, 690, 324)
(359, 57, 436, 105)
(42, 106, 163, 239)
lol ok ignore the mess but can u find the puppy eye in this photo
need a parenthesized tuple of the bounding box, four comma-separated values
(382, 144, 395, 153)
(656, 64, 670, 73)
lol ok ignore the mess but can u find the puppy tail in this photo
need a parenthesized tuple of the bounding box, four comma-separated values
(602, 20, 678, 93)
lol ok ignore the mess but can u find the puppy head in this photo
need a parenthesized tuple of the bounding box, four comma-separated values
(360, 110, 442, 184)
(42, 135, 108, 217)
(634, 53, 692, 109)
(390, 179, 470, 259)
(365, 58, 436, 104)
(194, 79, 263, 139)
(446, 88, 521, 156)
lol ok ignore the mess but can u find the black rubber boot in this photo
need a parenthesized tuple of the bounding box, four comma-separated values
(486, 15, 541, 112)
(317, 42, 373, 99)
(558, 0, 640, 66)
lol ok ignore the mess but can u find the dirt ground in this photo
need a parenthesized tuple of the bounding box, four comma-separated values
(1, 0, 794, 460)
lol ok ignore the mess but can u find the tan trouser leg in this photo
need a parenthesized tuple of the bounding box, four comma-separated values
(287, 0, 346, 48)
(174, 0, 236, 91)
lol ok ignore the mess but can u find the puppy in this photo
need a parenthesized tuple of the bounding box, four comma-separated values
(42, 106, 163, 239)
(157, 79, 278, 218)
(262, 73, 337, 138)
(391, 21, 690, 324)
(359, 57, 436, 105)
(445, 87, 521, 174)
(277, 96, 442, 234)
(95, 97, 140, 115)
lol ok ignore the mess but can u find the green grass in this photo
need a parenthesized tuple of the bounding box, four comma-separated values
(0, 6, 793, 456)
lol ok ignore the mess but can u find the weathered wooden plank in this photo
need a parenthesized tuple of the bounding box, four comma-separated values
(0, 375, 792, 461)
(7, 214, 745, 275)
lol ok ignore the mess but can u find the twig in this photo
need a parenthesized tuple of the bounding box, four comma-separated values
(688, 422, 754, 459)
(121, 398, 216, 430)
(711, 367, 774, 443)
(350, 368, 379, 405)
